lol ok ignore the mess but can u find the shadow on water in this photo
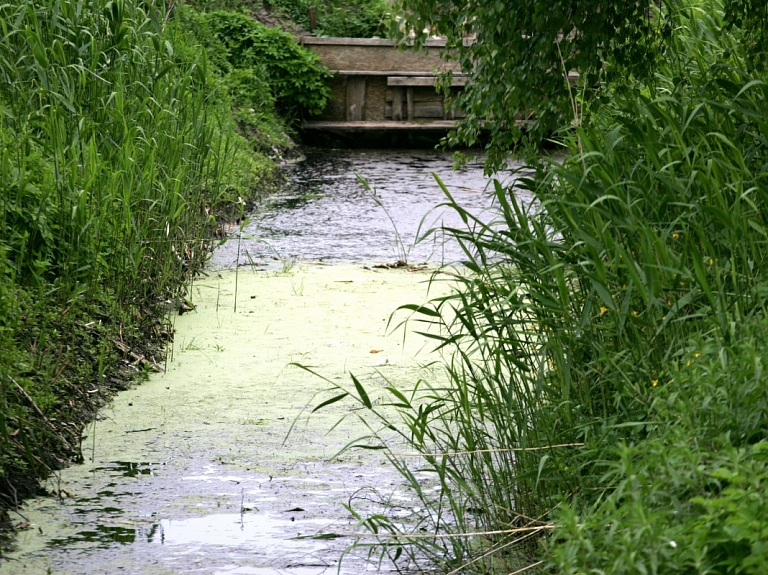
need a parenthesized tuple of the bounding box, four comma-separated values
(46, 512, 333, 551)
(48, 524, 147, 548)
(91, 462, 159, 478)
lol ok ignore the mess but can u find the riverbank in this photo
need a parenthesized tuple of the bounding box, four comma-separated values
(0, 0, 328, 550)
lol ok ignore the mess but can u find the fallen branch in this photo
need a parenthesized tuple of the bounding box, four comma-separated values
(112, 338, 164, 372)
(297, 524, 555, 541)
(394, 443, 585, 457)
(10, 376, 75, 454)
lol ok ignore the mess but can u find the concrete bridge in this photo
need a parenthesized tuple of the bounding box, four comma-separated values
(299, 37, 468, 134)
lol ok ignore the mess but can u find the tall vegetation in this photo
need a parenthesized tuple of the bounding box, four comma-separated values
(310, 0, 768, 572)
(396, 0, 767, 169)
(0, 0, 328, 536)
(0, 0, 231, 509)
(183, 0, 396, 39)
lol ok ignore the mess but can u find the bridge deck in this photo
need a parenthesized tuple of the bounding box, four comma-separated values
(302, 120, 460, 131)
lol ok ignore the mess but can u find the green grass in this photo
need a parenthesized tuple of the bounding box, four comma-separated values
(0, 0, 320, 534)
(306, 0, 768, 572)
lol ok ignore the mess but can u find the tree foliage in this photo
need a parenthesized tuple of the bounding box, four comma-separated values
(396, 0, 767, 167)
(722, 0, 768, 57)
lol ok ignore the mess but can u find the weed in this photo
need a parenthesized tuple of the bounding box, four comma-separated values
(281, 258, 298, 274)
(356, 173, 439, 266)
(181, 338, 202, 352)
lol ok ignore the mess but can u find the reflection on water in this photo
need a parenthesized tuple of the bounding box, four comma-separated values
(159, 512, 331, 549)
(211, 149, 525, 268)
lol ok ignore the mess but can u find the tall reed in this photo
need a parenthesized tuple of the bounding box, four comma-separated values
(309, 0, 768, 571)
(0, 0, 254, 510)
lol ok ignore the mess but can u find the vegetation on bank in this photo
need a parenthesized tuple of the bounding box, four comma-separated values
(0, 0, 329, 544)
(310, 0, 768, 572)
(183, 0, 395, 39)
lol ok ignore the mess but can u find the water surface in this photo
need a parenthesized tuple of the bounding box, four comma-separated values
(2, 149, 521, 574)
(212, 148, 522, 268)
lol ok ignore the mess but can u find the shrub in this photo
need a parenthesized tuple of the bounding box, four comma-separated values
(181, 9, 332, 118)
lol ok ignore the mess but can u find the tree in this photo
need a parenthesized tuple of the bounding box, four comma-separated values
(395, 0, 766, 168)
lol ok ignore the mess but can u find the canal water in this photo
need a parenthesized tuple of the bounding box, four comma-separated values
(211, 149, 522, 268)
(1, 149, 521, 575)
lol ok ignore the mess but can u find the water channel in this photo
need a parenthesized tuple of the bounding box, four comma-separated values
(1, 149, 522, 575)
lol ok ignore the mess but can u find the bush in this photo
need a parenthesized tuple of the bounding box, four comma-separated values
(550, 330, 768, 574)
(180, 9, 331, 118)
(274, 0, 395, 38)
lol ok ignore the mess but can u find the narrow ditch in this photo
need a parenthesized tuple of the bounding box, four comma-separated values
(0, 149, 518, 575)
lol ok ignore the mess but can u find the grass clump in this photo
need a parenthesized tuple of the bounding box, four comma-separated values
(308, 0, 768, 572)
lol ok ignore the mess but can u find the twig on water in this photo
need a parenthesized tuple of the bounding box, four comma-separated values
(508, 561, 545, 575)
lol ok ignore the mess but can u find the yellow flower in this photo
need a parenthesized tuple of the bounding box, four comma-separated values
(547, 359, 558, 371)
(708, 258, 714, 265)
(672, 233, 680, 239)
(694, 352, 701, 358)
(685, 360, 692, 367)
(631, 310, 638, 317)
(652, 379, 659, 387)
(600, 306, 608, 315)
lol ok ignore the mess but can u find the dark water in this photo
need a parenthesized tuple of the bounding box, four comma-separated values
(211, 149, 526, 269)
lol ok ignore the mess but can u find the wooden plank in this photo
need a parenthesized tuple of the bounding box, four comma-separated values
(363, 76, 387, 121)
(302, 120, 525, 131)
(333, 70, 462, 76)
(413, 103, 445, 118)
(406, 87, 414, 120)
(300, 37, 450, 48)
(411, 91, 444, 103)
(386, 104, 454, 119)
(387, 75, 469, 87)
(346, 76, 366, 121)
(332, 70, 578, 82)
(303, 120, 462, 131)
(305, 44, 460, 74)
(391, 87, 403, 121)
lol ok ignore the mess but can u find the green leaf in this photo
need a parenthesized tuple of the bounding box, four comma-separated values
(311, 392, 349, 413)
(350, 373, 372, 408)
